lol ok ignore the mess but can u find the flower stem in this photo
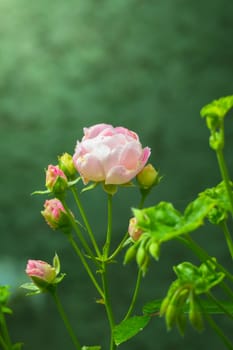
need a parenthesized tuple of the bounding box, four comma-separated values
(70, 186, 101, 257)
(52, 290, 81, 350)
(61, 199, 97, 263)
(0, 332, 9, 350)
(207, 292, 233, 321)
(199, 299, 233, 350)
(0, 311, 12, 349)
(68, 235, 104, 298)
(108, 232, 129, 261)
(220, 221, 233, 259)
(103, 194, 113, 258)
(216, 148, 233, 215)
(101, 262, 116, 350)
(123, 269, 143, 321)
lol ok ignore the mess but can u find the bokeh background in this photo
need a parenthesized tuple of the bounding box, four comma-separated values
(1, 0, 233, 349)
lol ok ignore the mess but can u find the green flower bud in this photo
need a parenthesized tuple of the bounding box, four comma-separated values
(165, 303, 178, 331)
(189, 299, 204, 332)
(160, 296, 170, 316)
(176, 312, 186, 336)
(58, 153, 77, 179)
(123, 245, 137, 265)
(136, 245, 147, 268)
(148, 240, 160, 261)
(136, 164, 159, 190)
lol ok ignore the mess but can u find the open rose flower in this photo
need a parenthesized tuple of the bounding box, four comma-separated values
(73, 124, 151, 185)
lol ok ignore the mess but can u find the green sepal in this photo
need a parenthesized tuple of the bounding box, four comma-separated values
(20, 283, 41, 296)
(53, 253, 61, 275)
(81, 182, 99, 193)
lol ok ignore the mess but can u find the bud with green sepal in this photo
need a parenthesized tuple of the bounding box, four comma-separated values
(45, 164, 68, 195)
(21, 254, 65, 295)
(58, 153, 77, 180)
(136, 244, 147, 268)
(188, 293, 204, 332)
(41, 198, 72, 234)
(148, 239, 160, 261)
(123, 244, 138, 265)
(136, 164, 159, 190)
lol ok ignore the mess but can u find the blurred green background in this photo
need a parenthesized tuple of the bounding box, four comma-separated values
(1, 0, 233, 349)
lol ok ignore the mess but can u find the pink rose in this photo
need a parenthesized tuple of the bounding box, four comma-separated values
(26, 260, 56, 284)
(45, 165, 68, 193)
(41, 198, 71, 231)
(73, 124, 151, 185)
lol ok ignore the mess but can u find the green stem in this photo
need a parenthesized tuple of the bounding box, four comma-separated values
(123, 269, 143, 321)
(0, 312, 12, 349)
(220, 221, 233, 259)
(108, 232, 129, 261)
(0, 332, 8, 350)
(216, 148, 233, 215)
(207, 292, 233, 321)
(61, 199, 97, 263)
(68, 235, 104, 298)
(52, 290, 81, 350)
(71, 187, 101, 257)
(101, 262, 116, 350)
(199, 300, 233, 350)
(103, 194, 113, 258)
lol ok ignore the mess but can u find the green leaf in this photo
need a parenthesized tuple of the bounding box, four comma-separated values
(133, 196, 215, 245)
(81, 346, 101, 350)
(200, 95, 233, 119)
(113, 315, 150, 345)
(143, 299, 162, 315)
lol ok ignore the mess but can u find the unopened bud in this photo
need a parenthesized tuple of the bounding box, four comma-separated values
(58, 153, 77, 179)
(136, 164, 159, 190)
(148, 240, 160, 260)
(136, 245, 147, 268)
(45, 165, 68, 194)
(123, 245, 137, 265)
(189, 299, 204, 332)
(128, 217, 143, 241)
(41, 198, 71, 233)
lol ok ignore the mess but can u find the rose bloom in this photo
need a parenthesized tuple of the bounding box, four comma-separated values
(26, 260, 56, 284)
(73, 124, 151, 185)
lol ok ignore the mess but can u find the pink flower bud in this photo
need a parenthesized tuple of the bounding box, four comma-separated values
(26, 260, 56, 284)
(45, 165, 68, 193)
(73, 123, 151, 185)
(128, 217, 143, 241)
(136, 164, 158, 190)
(41, 198, 70, 232)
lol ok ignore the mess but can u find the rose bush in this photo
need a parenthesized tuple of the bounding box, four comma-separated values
(73, 123, 151, 185)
